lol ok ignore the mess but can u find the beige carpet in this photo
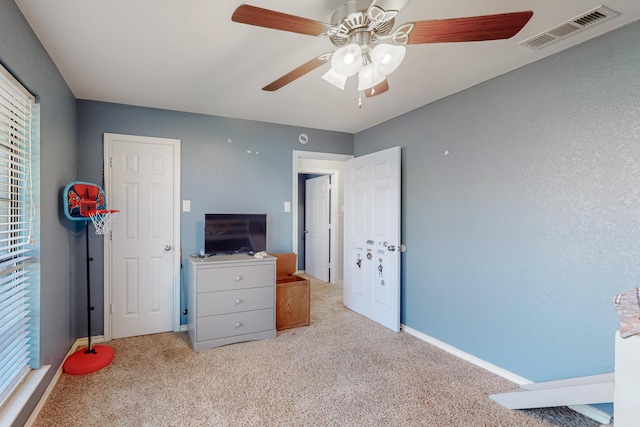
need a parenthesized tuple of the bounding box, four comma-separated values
(34, 276, 600, 426)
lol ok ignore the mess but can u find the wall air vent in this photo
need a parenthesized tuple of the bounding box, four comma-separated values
(520, 5, 619, 50)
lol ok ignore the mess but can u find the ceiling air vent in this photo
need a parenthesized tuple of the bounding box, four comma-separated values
(520, 5, 619, 50)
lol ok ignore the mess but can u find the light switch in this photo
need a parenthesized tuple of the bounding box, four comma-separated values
(284, 201, 291, 212)
(183, 200, 191, 212)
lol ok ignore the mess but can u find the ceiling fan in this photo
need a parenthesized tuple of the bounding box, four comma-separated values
(232, 0, 533, 98)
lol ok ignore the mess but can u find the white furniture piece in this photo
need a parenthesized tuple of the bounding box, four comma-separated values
(490, 331, 640, 425)
(614, 331, 640, 426)
(187, 254, 276, 352)
(489, 373, 614, 412)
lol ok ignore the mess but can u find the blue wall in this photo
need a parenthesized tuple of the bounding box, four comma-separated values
(76, 101, 353, 330)
(1, 1, 78, 425)
(356, 21, 640, 394)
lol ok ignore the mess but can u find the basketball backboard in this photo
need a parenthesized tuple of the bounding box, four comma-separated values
(63, 181, 107, 221)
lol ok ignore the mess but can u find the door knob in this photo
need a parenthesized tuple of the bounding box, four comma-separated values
(164, 245, 172, 252)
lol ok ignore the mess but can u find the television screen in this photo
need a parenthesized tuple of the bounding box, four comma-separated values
(204, 214, 267, 255)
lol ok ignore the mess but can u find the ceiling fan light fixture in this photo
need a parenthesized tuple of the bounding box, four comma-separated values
(357, 63, 385, 91)
(321, 68, 348, 90)
(371, 44, 406, 75)
(331, 43, 363, 76)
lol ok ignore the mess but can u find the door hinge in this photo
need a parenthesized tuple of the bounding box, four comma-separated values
(110, 303, 113, 314)
(110, 157, 113, 167)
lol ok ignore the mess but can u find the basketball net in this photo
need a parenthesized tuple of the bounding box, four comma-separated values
(79, 201, 119, 234)
(88, 210, 120, 235)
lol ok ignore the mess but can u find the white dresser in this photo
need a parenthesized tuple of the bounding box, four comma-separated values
(187, 254, 276, 352)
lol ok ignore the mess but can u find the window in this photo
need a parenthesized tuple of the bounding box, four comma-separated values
(0, 65, 39, 409)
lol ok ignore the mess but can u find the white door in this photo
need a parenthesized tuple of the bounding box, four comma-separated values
(305, 175, 330, 281)
(104, 133, 181, 339)
(344, 146, 401, 332)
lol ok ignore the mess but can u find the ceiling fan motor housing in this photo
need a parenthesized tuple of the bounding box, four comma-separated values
(329, 0, 395, 48)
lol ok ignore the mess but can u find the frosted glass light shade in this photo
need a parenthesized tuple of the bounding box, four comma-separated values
(371, 44, 406, 75)
(357, 63, 385, 91)
(331, 43, 363, 76)
(321, 68, 347, 90)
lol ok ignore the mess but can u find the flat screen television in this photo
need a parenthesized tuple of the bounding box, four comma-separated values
(204, 213, 267, 255)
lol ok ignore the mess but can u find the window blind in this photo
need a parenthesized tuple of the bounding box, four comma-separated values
(0, 66, 37, 408)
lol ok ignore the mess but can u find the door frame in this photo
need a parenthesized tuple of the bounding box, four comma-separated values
(293, 150, 353, 284)
(102, 133, 182, 341)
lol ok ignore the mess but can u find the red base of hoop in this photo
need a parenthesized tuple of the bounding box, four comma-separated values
(63, 345, 114, 375)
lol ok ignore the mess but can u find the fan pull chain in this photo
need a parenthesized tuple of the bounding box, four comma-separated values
(358, 92, 362, 108)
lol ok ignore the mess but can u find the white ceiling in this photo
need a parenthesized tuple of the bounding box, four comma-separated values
(15, 0, 640, 133)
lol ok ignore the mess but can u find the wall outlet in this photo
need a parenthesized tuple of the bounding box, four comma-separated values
(183, 200, 191, 212)
(284, 201, 291, 212)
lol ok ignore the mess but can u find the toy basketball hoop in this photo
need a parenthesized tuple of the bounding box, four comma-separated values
(63, 181, 122, 233)
(62, 181, 119, 375)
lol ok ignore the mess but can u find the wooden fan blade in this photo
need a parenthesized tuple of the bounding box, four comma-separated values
(262, 55, 330, 91)
(232, 4, 332, 36)
(364, 79, 389, 98)
(406, 11, 533, 44)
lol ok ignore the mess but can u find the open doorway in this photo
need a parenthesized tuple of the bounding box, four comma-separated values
(293, 151, 352, 284)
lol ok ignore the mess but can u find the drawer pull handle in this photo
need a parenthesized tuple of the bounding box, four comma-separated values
(235, 322, 241, 329)
(235, 299, 241, 305)
(235, 276, 241, 282)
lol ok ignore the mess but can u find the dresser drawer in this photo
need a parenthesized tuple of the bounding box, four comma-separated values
(197, 264, 273, 293)
(197, 308, 275, 342)
(197, 287, 274, 317)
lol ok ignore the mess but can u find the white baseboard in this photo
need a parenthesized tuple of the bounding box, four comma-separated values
(400, 325, 612, 425)
(23, 336, 104, 427)
(73, 335, 106, 348)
